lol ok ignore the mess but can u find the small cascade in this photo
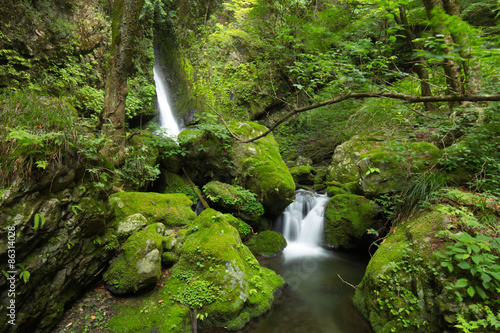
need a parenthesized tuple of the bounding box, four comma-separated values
(277, 190, 329, 259)
(153, 62, 181, 136)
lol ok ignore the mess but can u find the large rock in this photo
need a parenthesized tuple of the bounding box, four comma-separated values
(202, 181, 264, 224)
(229, 122, 295, 216)
(110, 192, 196, 227)
(353, 192, 500, 332)
(104, 223, 168, 294)
(328, 135, 383, 184)
(323, 194, 382, 249)
(178, 121, 295, 216)
(245, 231, 287, 257)
(107, 209, 286, 332)
(0, 184, 116, 333)
(357, 142, 442, 197)
(289, 165, 316, 185)
(353, 206, 449, 332)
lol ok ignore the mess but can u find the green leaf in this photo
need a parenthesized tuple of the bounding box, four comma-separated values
(466, 286, 476, 298)
(454, 278, 468, 288)
(457, 261, 471, 270)
(475, 286, 487, 299)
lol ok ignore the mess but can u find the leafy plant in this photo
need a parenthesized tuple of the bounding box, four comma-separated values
(33, 213, 46, 231)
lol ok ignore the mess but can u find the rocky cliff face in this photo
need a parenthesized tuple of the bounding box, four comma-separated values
(0, 158, 117, 333)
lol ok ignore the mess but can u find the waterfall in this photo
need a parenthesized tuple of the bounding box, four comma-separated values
(278, 190, 329, 259)
(153, 62, 180, 135)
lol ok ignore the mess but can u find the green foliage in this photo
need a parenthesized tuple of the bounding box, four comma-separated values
(172, 279, 220, 309)
(373, 245, 429, 332)
(17, 263, 30, 284)
(115, 145, 160, 190)
(394, 172, 448, 220)
(33, 213, 46, 231)
(438, 106, 500, 196)
(203, 181, 264, 218)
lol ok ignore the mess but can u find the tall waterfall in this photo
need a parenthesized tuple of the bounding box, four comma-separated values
(153, 63, 180, 135)
(278, 190, 329, 259)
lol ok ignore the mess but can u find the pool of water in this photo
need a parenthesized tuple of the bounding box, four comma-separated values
(204, 248, 372, 333)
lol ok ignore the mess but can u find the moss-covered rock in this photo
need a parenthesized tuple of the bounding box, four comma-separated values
(110, 192, 196, 227)
(328, 135, 383, 184)
(104, 223, 168, 294)
(326, 183, 348, 197)
(108, 209, 285, 331)
(289, 165, 316, 185)
(229, 122, 295, 216)
(245, 231, 287, 257)
(116, 213, 148, 241)
(323, 194, 382, 249)
(161, 170, 198, 203)
(358, 141, 442, 197)
(353, 206, 450, 332)
(203, 181, 264, 223)
(161, 229, 186, 267)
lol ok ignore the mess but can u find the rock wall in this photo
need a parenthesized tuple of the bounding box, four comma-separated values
(0, 160, 117, 333)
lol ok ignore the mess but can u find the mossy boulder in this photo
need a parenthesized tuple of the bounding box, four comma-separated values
(161, 229, 186, 267)
(328, 135, 383, 184)
(245, 231, 287, 257)
(323, 194, 382, 249)
(203, 181, 264, 223)
(161, 170, 198, 203)
(110, 192, 196, 227)
(177, 128, 230, 184)
(358, 141, 442, 197)
(104, 223, 168, 294)
(353, 206, 450, 332)
(108, 209, 285, 331)
(326, 182, 348, 197)
(116, 213, 148, 241)
(289, 165, 316, 185)
(229, 121, 295, 216)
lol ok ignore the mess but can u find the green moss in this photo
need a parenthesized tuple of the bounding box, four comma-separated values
(289, 165, 316, 185)
(110, 192, 196, 227)
(229, 121, 295, 216)
(323, 194, 382, 249)
(353, 206, 449, 332)
(358, 142, 442, 196)
(203, 181, 264, 221)
(326, 185, 347, 197)
(245, 231, 287, 257)
(163, 171, 198, 203)
(157, 209, 285, 330)
(108, 293, 191, 332)
(103, 223, 168, 294)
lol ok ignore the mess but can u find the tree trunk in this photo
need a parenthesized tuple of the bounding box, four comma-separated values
(421, 0, 466, 105)
(395, 5, 435, 111)
(100, 0, 145, 149)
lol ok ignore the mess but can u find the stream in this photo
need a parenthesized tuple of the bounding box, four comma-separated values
(204, 190, 372, 333)
(153, 64, 372, 332)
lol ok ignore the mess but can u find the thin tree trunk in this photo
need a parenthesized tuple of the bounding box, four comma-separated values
(100, 0, 145, 150)
(395, 5, 435, 111)
(422, 0, 466, 106)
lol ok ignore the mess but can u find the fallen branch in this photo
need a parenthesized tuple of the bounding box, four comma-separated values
(242, 92, 500, 143)
(337, 274, 358, 290)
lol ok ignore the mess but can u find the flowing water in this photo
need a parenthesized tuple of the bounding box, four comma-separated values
(153, 62, 181, 135)
(216, 190, 372, 333)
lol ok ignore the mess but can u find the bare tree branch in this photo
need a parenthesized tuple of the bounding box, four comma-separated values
(241, 92, 500, 143)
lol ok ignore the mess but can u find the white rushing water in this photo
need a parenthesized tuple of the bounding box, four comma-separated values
(153, 63, 180, 135)
(279, 190, 329, 260)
